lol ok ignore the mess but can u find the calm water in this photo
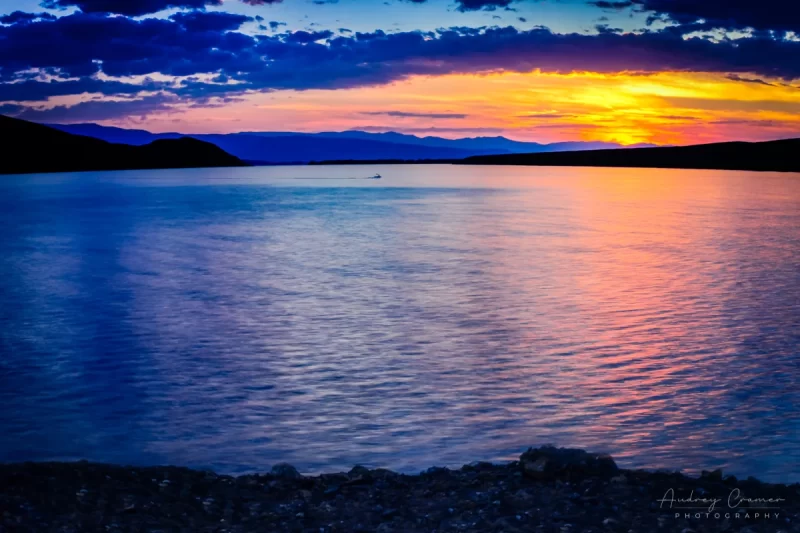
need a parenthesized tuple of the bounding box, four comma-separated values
(1, 165, 798, 482)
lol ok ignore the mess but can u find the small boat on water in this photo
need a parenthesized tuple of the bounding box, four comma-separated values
(369, 173, 382, 179)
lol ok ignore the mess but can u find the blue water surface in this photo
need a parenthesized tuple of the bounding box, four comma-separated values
(1, 165, 798, 482)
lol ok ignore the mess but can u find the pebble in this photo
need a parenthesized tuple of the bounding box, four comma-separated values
(270, 463, 302, 479)
(1, 447, 797, 533)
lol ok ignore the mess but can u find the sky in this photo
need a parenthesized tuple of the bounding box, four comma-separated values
(1, 0, 799, 144)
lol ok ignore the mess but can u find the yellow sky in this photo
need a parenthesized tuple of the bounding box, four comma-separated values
(133, 70, 800, 144)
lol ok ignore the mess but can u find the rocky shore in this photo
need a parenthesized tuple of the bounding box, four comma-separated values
(1, 447, 796, 532)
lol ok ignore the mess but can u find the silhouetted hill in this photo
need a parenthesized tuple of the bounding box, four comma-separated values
(43, 123, 183, 145)
(460, 138, 800, 173)
(1, 115, 247, 175)
(45, 122, 652, 163)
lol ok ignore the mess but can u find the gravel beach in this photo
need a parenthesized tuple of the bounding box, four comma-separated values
(1, 447, 796, 533)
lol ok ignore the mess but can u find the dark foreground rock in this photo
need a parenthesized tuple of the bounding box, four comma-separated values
(1, 447, 797, 532)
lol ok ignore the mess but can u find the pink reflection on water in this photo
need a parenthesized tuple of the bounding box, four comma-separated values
(1, 165, 798, 481)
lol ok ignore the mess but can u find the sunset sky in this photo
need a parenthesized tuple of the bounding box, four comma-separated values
(1, 0, 799, 144)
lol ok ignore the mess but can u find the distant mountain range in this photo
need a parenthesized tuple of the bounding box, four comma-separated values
(45, 122, 655, 164)
(1, 116, 247, 175)
(461, 137, 800, 173)
(4, 116, 797, 175)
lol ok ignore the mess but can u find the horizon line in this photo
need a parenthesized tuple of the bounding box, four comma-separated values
(35, 119, 665, 147)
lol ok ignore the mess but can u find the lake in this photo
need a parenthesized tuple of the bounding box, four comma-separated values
(1, 164, 798, 483)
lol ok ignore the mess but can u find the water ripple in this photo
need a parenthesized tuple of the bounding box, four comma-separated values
(0, 165, 798, 482)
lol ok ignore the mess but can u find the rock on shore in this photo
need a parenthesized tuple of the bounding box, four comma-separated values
(1, 446, 797, 532)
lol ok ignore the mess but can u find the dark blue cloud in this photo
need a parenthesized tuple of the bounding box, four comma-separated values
(0, 11, 56, 24)
(3, 12, 800, 86)
(455, 0, 514, 11)
(169, 11, 252, 32)
(595, 23, 623, 33)
(0, 11, 256, 78)
(10, 93, 181, 121)
(0, 103, 23, 114)
(40, 0, 222, 16)
(2, 10, 800, 121)
(605, 0, 800, 33)
(285, 30, 334, 43)
(401, 0, 514, 11)
(0, 77, 168, 101)
(8, 92, 242, 121)
(588, 1, 634, 9)
(40, 0, 285, 15)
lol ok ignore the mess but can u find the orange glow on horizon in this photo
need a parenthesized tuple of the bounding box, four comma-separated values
(107, 70, 800, 145)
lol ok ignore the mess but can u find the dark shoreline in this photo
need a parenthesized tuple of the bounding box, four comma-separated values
(459, 137, 800, 173)
(2, 447, 796, 532)
(307, 137, 800, 173)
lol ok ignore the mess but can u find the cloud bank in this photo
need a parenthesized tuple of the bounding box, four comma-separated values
(1, 3, 799, 120)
